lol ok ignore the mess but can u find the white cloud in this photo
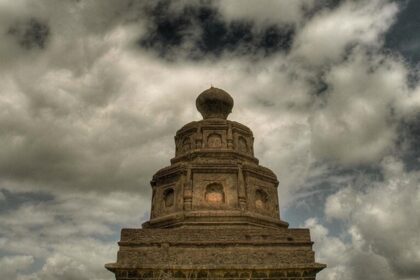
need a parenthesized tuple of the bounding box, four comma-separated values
(291, 0, 398, 66)
(0, 189, 147, 280)
(305, 218, 397, 280)
(0, 255, 34, 280)
(24, 240, 115, 280)
(322, 157, 420, 279)
(398, 84, 420, 118)
(310, 50, 407, 165)
(217, 0, 315, 26)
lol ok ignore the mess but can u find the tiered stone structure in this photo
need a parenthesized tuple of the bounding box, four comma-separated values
(106, 87, 326, 279)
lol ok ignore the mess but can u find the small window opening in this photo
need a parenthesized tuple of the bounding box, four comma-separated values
(182, 137, 191, 153)
(238, 136, 248, 153)
(163, 188, 174, 207)
(255, 189, 269, 209)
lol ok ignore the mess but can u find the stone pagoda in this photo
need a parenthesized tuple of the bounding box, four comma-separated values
(106, 87, 326, 279)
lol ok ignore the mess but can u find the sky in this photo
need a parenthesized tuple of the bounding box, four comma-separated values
(0, 0, 420, 279)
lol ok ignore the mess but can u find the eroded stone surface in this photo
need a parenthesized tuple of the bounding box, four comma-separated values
(106, 88, 325, 279)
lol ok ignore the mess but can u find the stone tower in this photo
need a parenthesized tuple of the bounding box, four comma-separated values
(106, 87, 326, 279)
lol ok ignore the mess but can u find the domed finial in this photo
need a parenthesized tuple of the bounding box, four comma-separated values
(196, 87, 234, 119)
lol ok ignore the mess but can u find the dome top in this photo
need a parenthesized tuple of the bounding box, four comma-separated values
(196, 87, 234, 119)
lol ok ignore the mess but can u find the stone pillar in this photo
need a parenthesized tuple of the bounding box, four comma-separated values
(183, 166, 192, 211)
(238, 163, 247, 210)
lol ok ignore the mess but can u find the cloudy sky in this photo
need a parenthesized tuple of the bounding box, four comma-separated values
(0, 0, 420, 279)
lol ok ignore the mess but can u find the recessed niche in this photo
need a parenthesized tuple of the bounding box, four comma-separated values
(207, 133, 222, 148)
(255, 189, 269, 209)
(182, 137, 191, 153)
(205, 183, 225, 203)
(238, 136, 248, 153)
(163, 188, 174, 207)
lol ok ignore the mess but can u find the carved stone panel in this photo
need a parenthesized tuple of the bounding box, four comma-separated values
(163, 188, 174, 207)
(182, 136, 192, 153)
(192, 173, 237, 210)
(255, 189, 269, 210)
(203, 130, 226, 149)
(238, 135, 248, 153)
(207, 133, 222, 148)
(152, 180, 184, 218)
(246, 176, 279, 218)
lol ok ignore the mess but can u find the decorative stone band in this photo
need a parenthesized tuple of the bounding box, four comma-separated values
(118, 228, 311, 243)
(105, 267, 325, 279)
(174, 119, 255, 160)
(143, 210, 289, 229)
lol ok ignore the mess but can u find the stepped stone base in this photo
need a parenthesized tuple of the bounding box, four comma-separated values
(105, 227, 325, 280)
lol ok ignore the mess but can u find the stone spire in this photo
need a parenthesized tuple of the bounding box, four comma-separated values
(106, 87, 326, 279)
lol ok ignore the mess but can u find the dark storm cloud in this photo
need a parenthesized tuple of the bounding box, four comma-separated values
(8, 18, 50, 49)
(398, 113, 420, 170)
(385, 0, 420, 65)
(138, 1, 294, 60)
(301, 0, 345, 18)
(0, 0, 175, 195)
(0, 189, 53, 212)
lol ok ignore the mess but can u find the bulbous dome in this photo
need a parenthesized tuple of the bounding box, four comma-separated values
(196, 87, 234, 119)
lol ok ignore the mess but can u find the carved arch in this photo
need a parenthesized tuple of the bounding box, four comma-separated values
(163, 188, 174, 207)
(238, 136, 248, 153)
(182, 137, 191, 153)
(255, 189, 269, 209)
(205, 183, 225, 203)
(207, 133, 222, 148)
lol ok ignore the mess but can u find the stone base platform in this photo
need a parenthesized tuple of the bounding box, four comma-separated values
(105, 227, 325, 280)
(107, 269, 320, 279)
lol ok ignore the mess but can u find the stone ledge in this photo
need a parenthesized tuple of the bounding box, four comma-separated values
(144, 212, 289, 229)
(120, 228, 309, 243)
(104, 266, 325, 279)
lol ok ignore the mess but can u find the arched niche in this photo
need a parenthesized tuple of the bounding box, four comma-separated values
(205, 183, 225, 203)
(151, 190, 156, 212)
(207, 133, 222, 148)
(163, 188, 174, 208)
(255, 189, 269, 209)
(182, 137, 191, 153)
(238, 136, 248, 153)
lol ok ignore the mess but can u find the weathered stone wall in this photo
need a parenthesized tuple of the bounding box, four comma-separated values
(112, 228, 321, 273)
(117, 246, 315, 268)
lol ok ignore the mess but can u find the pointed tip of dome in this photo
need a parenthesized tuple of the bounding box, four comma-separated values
(196, 87, 234, 120)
